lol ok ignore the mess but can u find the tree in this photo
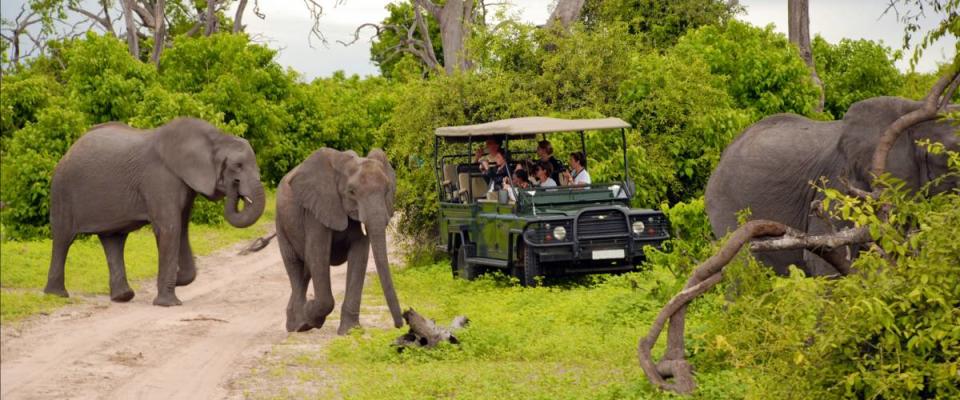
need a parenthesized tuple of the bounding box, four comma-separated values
(581, 0, 740, 48)
(788, 0, 825, 112)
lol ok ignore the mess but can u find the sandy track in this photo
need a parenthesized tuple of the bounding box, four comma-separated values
(0, 233, 385, 400)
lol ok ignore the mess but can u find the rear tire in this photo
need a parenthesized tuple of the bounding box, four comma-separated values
(455, 244, 481, 280)
(519, 245, 541, 287)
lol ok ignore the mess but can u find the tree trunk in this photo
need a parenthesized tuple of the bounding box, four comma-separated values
(547, 0, 586, 29)
(151, 0, 166, 66)
(788, 0, 824, 113)
(204, 0, 218, 36)
(421, 0, 473, 74)
(121, 0, 140, 57)
(233, 0, 249, 33)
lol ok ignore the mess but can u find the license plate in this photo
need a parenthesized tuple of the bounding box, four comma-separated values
(591, 249, 625, 260)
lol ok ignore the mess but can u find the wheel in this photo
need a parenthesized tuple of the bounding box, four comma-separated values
(518, 245, 542, 287)
(455, 244, 481, 280)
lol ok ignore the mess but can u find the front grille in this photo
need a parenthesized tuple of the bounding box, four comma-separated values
(577, 209, 628, 238)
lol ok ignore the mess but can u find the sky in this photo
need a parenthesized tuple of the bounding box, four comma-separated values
(3, 0, 957, 80)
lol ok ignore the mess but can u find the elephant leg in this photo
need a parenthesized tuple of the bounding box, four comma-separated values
(304, 226, 335, 329)
(99, 233, 135, 302)
(278, 235, 311, 332)
(338, 235, 370, 335)
(176, 202, 197, 286)
(152, 223, 183, 307)
(44, 227, 76, 297)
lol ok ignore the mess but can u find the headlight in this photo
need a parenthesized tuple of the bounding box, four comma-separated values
(553, 226, 567, 240)
(632, 221, 645, 235)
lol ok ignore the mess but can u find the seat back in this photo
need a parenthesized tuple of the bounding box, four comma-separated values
(470, 176, 489, 200)
(443, 164, 458, 186)
(458, 173, 472, 203)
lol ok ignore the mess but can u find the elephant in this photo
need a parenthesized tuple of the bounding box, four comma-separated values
(275, 147, 403, 334)
(706, 96, 958, 276)
(44, 118, 266, 306)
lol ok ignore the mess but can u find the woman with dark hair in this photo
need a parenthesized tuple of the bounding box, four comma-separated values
(534, 161, 558, 188)
(537, 140, 564, 182)
(562, 151, 591, 186)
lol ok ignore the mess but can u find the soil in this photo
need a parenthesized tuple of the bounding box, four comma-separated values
(0, 230, 400, 400)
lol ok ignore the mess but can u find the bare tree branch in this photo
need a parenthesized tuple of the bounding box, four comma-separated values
(233, 0, 249, 33)
(120, 0, 140, 56)
(870, 67, 959, 178)
(204, 0, 218, 35)
(151, 0, 167, 66)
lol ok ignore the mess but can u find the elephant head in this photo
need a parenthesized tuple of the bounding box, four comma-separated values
(838, 97, 959, 194)
(155, 118, 266, 228)
(289, 148, 402, 328)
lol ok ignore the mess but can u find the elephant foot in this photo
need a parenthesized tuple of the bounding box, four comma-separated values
(337, 319, 361, 336)
(110, 287, 135, 302)
(176, 268, 197, 286)
(43, 285, 69, 298)
(152, 293, 183, 307)
(304, 299, 333, 329)
(286, 319, 313, 333)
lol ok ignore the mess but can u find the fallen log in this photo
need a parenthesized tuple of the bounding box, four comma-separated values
(394, 308, 468, 350)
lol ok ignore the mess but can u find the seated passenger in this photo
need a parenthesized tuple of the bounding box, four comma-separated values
(537, 140, 565, 183)
(475, 138, 503, 174)
(503, 170, 532, 202)
(485, 151, 510, 191)
(562, 151, 591, 187)
(534, 161, 558, 188)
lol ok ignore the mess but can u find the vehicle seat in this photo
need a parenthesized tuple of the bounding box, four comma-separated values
(442, 164, 458, 200)
(457, 173, 489, 203)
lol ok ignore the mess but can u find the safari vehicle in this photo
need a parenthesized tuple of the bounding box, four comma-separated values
(434, 117, 671, 286)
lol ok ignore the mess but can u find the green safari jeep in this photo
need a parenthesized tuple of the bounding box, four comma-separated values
(433, 117, 671, 286)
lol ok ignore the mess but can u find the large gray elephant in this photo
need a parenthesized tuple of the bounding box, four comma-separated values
(275, 147, 403, 334)
(706, 96, 958, 276)
(44, 118, 266, 306)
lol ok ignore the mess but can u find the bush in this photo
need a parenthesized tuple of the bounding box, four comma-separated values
(813, 36, 902, 118)
(619, 53, 751, 203)
(672, 20, 820, 118)
(1, 106, 89, 239)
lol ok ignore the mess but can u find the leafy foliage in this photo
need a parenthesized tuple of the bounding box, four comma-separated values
(813, 36, 903, 118)
(581, 0, 740, 48)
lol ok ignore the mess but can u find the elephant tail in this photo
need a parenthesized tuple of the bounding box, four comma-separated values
(238, 231, 277, 255)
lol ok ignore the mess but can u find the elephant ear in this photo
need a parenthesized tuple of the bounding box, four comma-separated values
(290, 148, 354, 231)
(155, 119, 220, 197)
(368, 148, 397, 216)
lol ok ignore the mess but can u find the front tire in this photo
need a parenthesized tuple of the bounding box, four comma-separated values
(519, 245, 541, 287)
(455, 244, 481, 280)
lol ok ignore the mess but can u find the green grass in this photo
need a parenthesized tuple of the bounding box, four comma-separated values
(284, 262, 747, 399)
(0, 191, 276, 322)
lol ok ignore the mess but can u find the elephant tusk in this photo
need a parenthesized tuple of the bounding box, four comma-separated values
(241, 196, 253, 205)
(360, 223, 367, 237)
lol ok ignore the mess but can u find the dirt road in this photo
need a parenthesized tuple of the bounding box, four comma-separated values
(0, 234, 391, 400)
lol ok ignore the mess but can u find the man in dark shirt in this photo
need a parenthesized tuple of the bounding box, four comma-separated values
(537, 140, 564, 183)
(485, 151, 510, 191)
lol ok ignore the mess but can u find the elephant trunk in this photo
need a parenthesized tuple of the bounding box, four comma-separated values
(224, 179, 265, 228)
(369, 228, 403, 328)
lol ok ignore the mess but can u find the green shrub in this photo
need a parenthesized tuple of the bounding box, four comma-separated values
(672, 20, 820, 118)
(813, 36, 902, 118)
(1, 106, 89, 239)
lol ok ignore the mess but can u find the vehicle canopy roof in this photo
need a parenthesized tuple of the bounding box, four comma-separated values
(435, 117, 630, 142)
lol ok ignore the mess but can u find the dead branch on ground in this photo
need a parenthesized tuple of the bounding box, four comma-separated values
(394, 308, 468, 350)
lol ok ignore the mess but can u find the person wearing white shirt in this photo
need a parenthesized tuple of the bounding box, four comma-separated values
(562, 151, 591, 187)
(534, 161, 558, 187)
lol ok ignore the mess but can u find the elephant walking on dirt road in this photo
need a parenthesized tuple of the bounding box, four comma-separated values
(44, 118, 266, 306)
(275, 148, 404, 335)
(706, 97, 958, 276)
